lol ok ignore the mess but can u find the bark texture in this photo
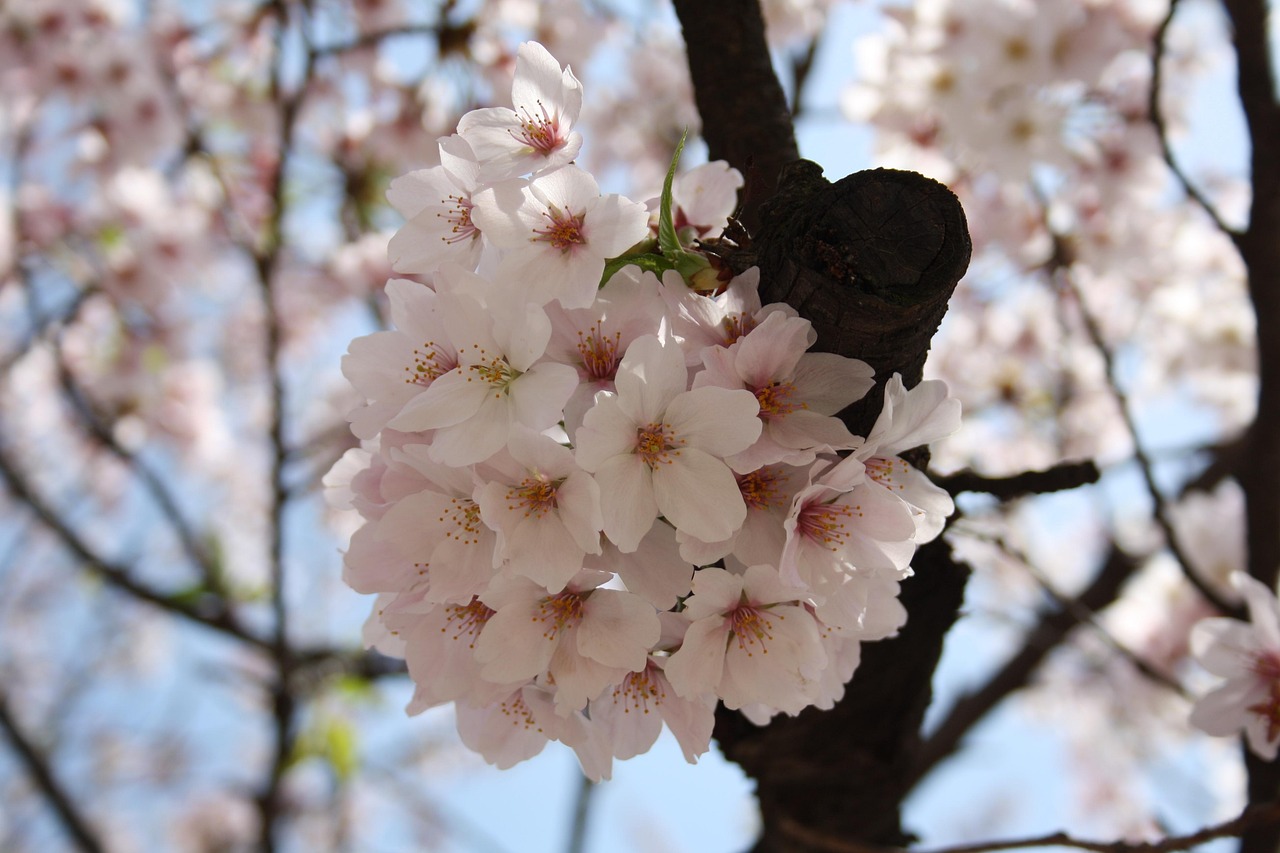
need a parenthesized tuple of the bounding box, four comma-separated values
(716, 160, 973, 852)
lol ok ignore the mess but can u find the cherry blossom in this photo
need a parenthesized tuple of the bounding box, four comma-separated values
(470, 164, 650, 309)
(664, 564, 827, 714)
(386, 135, 485, 273)
(457, 41, 584, 181)
(1190, 573, 1280, 760)
(574, 334, 762, 551)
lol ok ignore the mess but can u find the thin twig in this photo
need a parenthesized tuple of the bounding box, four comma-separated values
(1056, 262, 1238, 617)
(565, 772, 596, 853)
(254, 1, 315, 846)
(0, 692, 106, 853)
(777, 799, 1280, 853)
(1148, 0, 1240, 241)
(0, 441, 269, 649)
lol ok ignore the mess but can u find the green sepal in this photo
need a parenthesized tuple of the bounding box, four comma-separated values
(600, 253, 675, 286)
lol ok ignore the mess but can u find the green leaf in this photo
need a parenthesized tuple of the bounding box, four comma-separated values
(323, 719, 358, 782)
(657, 129, 688, 259)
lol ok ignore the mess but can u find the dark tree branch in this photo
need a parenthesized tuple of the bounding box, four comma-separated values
(0, 692, 105, 853)
(696, 105, 970, 853)
(935, 460, 1101, 500)
(772, 798, 1280, 853)
(1149, 0, 1240, 240)
(1219, 0, 1280, 848)
(1048, 234, 1238, 617)
(671, 0, 800, 232)
(0, 442, 269, 649)
(910, 544, 1146, 787)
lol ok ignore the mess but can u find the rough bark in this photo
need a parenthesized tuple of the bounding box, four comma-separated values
(1220, 1, 1280, 850)
(715, 160, 973, 852)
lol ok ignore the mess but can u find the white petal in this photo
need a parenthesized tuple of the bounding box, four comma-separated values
(653, 448, 747, 544)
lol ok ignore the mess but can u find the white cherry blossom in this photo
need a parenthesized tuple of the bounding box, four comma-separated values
(574, 334, 762, 551)
(457, 41, 583, 181)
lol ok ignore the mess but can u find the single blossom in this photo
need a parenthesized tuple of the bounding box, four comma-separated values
(695, 310, 874, 470)
(475, 427, 603, 593)
(574, 334, 762, 551)
(457, 41, 584, 181)
(341, 278, 458, 440)
(1190, 572, 1280, 760)
(385, 265, 578, 465)
(664, 565, 827, 714)
(386, 134, 484, 273)
(471, 165, 650, 310)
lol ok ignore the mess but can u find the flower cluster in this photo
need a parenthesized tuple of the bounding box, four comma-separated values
(331, 41, 961, 779)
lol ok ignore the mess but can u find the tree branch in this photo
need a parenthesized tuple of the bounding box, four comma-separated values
(0, 692, 106, 853)
(910, 543, 1152, 787)
(1148, 0, 1240, 240)
(671, 0, 799, 232)
(773, 798, 1280, 853)
(935, 460, 1101, 500)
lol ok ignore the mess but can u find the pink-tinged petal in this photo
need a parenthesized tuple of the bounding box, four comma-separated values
(1236, 573, 1280, 648)
(593, 670, 667, 760)
(615, 335, 688, 423)
(509, 514, 586, 592)
(733, 311, 812, 386)
(1190, 679, 1263, 736)
(767, 409, 860, 451)
(677, 529, 735, 567)
(597, 526, 692, 610)
(867, 375, 962, 456)
(427, 394, 512, 466)
(649, 666, 717, 762)
(685, 566, 747, 616)
(576, 589, 661, 670)
(742, 563, 809, 606)
(474, 601, 559, 683)
(511, 41, 582, 125)
(574, 395, 639, 472)
(425, 533, 496, 604)
(343, 523, 419, 594)
(581, 193, 650, 257)
(652, 447, 746, 544)
(492, 301, 551, 371)
(791, 353, 876, 414)
(1191, 618, 1259, 677)
(665, 387, 762, 457)
(528, 164, 600, 212)
(388, 369, 487, 432)
(510, 362, 579, 430)
(469, 179, 536, 248)
(664, 617, 730, 700)
(595, 454, 658, 553)
(555, 471, 604, 556)
(455, 691, 549, 770)
(547, 640, 627, 715)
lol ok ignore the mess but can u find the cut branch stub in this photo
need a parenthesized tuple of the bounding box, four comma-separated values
(717, 161, 972, 852)
(739, 161, 972, 438)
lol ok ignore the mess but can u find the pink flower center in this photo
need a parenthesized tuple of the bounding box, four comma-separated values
(754, 381, 803, 419)
(499, 693, 543, 733)
(729, 605, 777, 657)
(437, 193, 478, 245)
(721, 312, 756, 346)
(635, 422, 684, 468)
(614, 664, 664, 714)
(508, 475, 560, 518)
(405, 340, 457, 386)
(513, 99, 566, 155)
(533, 208, 587, 252)
(797, 499, 859, 551)
(537, 591, 585, 639)
(443, 597, 496, 648)
(439, 498, 484, 546)
(866, 455, 910, 491)
(464, 345, 520, 395)
(1248, 676, 1280, 744)
(737, 467, 785, 510)
(576, 323, 622, 382)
